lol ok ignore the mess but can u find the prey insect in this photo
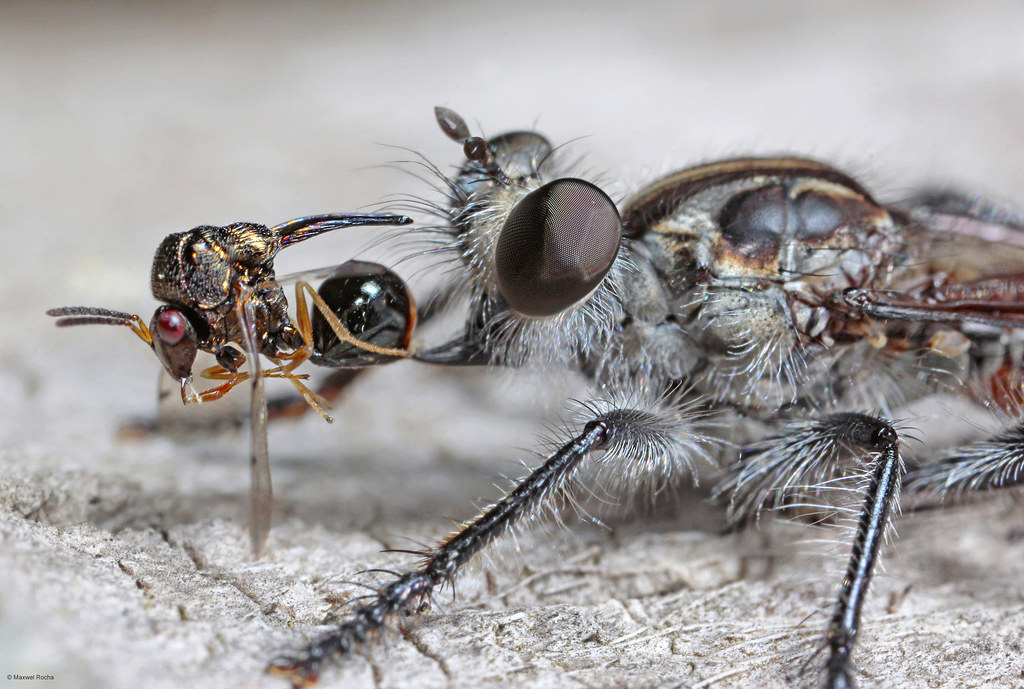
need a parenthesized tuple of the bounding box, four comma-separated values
(267, 108, 1024, 688)
(48, 212, 417, 554)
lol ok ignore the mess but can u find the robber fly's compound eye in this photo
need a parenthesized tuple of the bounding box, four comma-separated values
(495, 179, 621, 318)
(150, 306, 200, 382)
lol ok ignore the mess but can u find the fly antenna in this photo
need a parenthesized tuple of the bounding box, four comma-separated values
(434, 106, 512, 187)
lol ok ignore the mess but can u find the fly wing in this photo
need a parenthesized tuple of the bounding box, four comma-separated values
(899, 196, 1024, 279)
(236, 283, 272, 556)
(842, 207, 1024, 328)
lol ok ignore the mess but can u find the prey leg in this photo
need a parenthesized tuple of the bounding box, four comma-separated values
(265, 368, 365, 421)
(189, 280, 350, 420)
(194, 364, 333, 420)
(269, 396, 709, 687)
(253, 278, 414, 422)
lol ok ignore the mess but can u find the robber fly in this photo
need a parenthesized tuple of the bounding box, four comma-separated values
(48, 212, 416, 554)
(265, 108, 1024, 689)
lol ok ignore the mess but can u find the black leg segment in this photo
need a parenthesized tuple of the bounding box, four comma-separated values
(716, 413, 904, 688)
(822, 416, 902, 689)
(270, 397, 710, 687)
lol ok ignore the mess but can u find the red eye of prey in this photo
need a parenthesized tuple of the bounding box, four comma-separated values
(156, 309, 188, 345)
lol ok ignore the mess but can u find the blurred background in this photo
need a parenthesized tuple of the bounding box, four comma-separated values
(1, 2, 1022, 688)
(4, 1, 1022, 343)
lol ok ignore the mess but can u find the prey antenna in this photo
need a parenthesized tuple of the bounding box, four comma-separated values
(47, 306, 153, 345)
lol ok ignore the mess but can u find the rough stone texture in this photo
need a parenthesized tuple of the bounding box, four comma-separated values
(2, 2, 1024, 689)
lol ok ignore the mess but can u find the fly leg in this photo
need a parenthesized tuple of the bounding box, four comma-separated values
(903, 421, 1024, 499)
(822, 417, 902, 689)
(268, 395, 710, 687)
(716, 413, 903, 689)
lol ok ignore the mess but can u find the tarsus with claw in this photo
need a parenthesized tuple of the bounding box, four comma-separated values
(270, 417, 617, 686)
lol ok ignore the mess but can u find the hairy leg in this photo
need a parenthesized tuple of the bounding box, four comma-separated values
(269, 394, 710, 687)
(716, 413, 904, 689)
(903, 421, 1024, 498)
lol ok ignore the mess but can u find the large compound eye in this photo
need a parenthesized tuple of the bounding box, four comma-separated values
(496, 179, 621, 318)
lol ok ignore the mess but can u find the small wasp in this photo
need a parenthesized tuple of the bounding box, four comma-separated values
(48, 212, 416, 554)
(263, 109, 1024, 689)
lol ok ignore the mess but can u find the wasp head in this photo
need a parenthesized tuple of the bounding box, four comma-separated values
(148, 303, 206, 400)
